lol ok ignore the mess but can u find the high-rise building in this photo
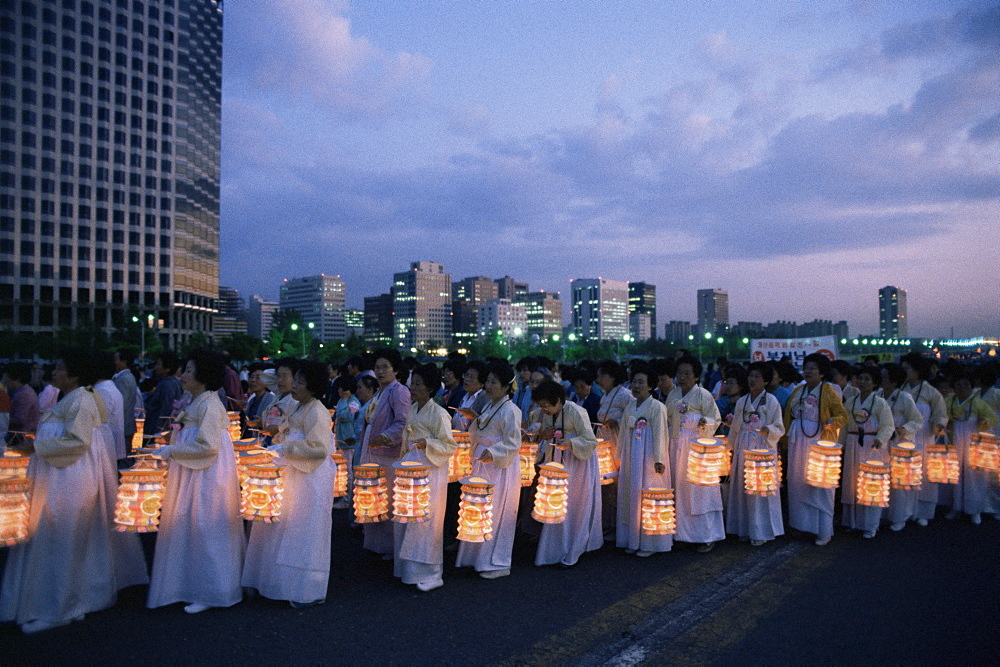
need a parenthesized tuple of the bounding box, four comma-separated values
(363, 292, 393, 347)
(246, 294, 278, 340)
(212, 285, 246, 338)
(392, 261, 451, 350)
(344, 308, 364, 338)
(278, 274, 346, 343)
(0, 0, 224, 348)
(452, 276, 498, 347)
(697, 289, 729, 336)
(477, 298, 527, 340)
(522, 290, 561, 339)
(571, 278, 629, 341)
(495, 275, 528, 301)
(733, 321, 764, 339)
(664, 320, 692, 344)
(628, 282, 656, 339)
(629, 312, 651, 341)
(879, 286, 907, 339)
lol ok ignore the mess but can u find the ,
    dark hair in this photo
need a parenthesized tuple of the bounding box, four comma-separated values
(247, 361, 272, 375)
(830, 359, 855, 380)
(882, 363, 906, 388)
(515, 357, 535, 372)
(157, 350, 180, 375)
(901, 353, 930, 382)
(115, 347, 137, 367)
(94, 351, 116, 381)
(412, 362, 443, 394)
(4, 362, 32, 385)
(854, 365, 878, 383)
(777, 361, 801, 384)
(187, 349, 226, 391)
(651, 358, 677, 380)
(486, 360, 515, 394)
(335, 374, 357, 394)
(724, 364, 748, 394)
(358, 375, 379, 394)
(296, 360, 329, 398)
(747, 361, 774, 384)
(573, 367, 595, 386)
(373, 348, 402, 372)
(948, 367, 973, 387)
(61, 348, 98, 387)
(596, 360, 627, 386)
(533, 379, 566, 406)
(803, 353, 831, 376)
(630, 360, 655, 385)
(347, 355, 365, 371)
(465, 359, 489, 385)
(676, 354, 702, 381)
(275, 357, 300, 375)
(443, 357, 468, 379)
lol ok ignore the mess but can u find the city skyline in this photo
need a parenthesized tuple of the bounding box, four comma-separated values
(220, 1, 1000, 339)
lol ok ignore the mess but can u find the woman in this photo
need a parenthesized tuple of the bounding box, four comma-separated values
(242, 362, 276, 439)
(243, 360, 335, 607)
(839, 366, 895, 538)
(394, 363, 458, 592)
(900, 353, 948, 525)
(0, 351, 120, 633)
(360, 349, 411, 557)
(725, 362, 785, 546)
(666, 355, 723, 552)
(596, 360, 631, 535)
(266, 359, 300, 440)
(881, 363, 925, 531)
(783, 353, 848, 546)
(533, 379, 603, 567)
(147, 349, 245, 614)
(456, 361, 522, 579)
(945, 370, 998, 525)
(616, 362, 672, 557)
(452, 360, 489, 431)
(715, 365, 747, 438)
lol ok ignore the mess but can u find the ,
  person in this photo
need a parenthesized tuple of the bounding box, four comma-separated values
(112, 348, 138, 457)
(532, 379, 603, 568)
(570, 368, 601, 425)
(900, 353, 948, 526)
(829, 360, 859, 403)
(243, 360, 335, 607)
(452, 360, 489, 431)
(881, 363, 925, 531)
(359, 349, 411, 558)
(666, 355, 723, 552)
(3, 362, 40, 441)
(725, 362, 785, 546)
(596, 360, 631, 536)
(144, 351, 184, 437)
(147, 350, 245, 614)
(944, 370, 998, 525)
(839, 366, 895, 539)
(394, 363, 458, 592)
(354, 375, 378, 462)
(242, 363, 277, 438)
(441, 358, 468, 411)
(456, 361, 522, 579)
(266, 359, 300, 443)
(651, 358, 677, 404)
(513, 357, 534, 419)
(332, 374, 361, 510)
(615, 362, 672, 557)
(715, 365, 747, 438)
(93, 353, 127, 462)
(0, 351, 121, 633)
(783, 353, 849, 546)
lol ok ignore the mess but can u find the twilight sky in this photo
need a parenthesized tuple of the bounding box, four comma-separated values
(218, 0, 1000, 338)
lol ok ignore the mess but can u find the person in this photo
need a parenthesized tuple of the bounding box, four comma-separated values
(37, 365, 60, 411)
(829, 360, 859, 403)
(725, 362, 785, 546)
(513, 357, 535, 418)
(144, 351, 184, 437)
(3, 362, 40, 443)
(354, 374, 378, 463)
(147, 349, 245, 614)
(615, 361, 672, 557)
(332, 375, 361, 510)
(456, 361, 522, 579)
(93, 353, 127, 462)
(571, 368, 601, 425)
(881, 363, 925, 531)
(243, 360, 335, 607)
(944, 370, 998, 525)
(596, 360, 631, 535)
(394, 363, 458, 592)
(766, 361, 792, 411)
(900, 353, 948, 526)
(839, 366, 895, 538)
(266, 359, 300, 443)
(666, 355, 723, 552)
(112, 348, 138, 457)
(715, 365, 747, 438)
(452, 360, 489, 431)
(532, 379, 603, 567)
(0, 351, 121, 633)
(783, 353, 848, 546)
(441, 358, 467, 411)
(242, 363, 277, 439)
(359, 349, 411, 558)
(651, 358, 677, 404)
(220, 351, 246, 413)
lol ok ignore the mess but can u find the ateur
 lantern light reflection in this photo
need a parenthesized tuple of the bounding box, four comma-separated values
(457, 476, 494, 542)
(532, 462, 569, 523)
(391, 461, 431, 524)
(114, 467, 166, 532)
(353, 463, 390, 524)
(640, 487, 676, 535)
(806, 440, 843, 488)
(0, 477, 31, 547)
(688, 438, 727, 486)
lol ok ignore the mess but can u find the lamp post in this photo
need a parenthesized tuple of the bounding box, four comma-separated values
(131, 313, 154, 362)
(290, 322, 315, 356)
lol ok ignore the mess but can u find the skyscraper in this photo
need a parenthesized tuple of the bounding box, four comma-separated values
(363, 292, 393, 347)
(522, 290, 561, 339)
(571, 278, 629, 341)
(278, 274, 346, 343)
(628, 281, 656, 340)
(697, 289, 729, 336)
(392, 261, 451, 350)
(0, 0, 224, 348)
(879, 285, 907, 339)
(246, 293, 278, 340)
(452, 275, 498, 347)
(494, 275, 528, 301)
(212, 285, 246, 338)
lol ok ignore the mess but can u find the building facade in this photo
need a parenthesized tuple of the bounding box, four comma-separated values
(212, 285, 245, 338)
(571, 278, 629, 341)
(628, 281, 656, 339)
(452, 275, 497, 347)
(246, 293, 277, 340)
(494, 275, 528, 302)
(879, 285, 907, 339)
(392, 261, 451, 350)
(664, 320, 692, 344)
(278, 274, 346, 343)
(697, 288, 729, 336)
(522, 289, 561, 340)
(0, 0, 224, 348)
(477, 298, 527, 340)
(363, 292, 393, 347)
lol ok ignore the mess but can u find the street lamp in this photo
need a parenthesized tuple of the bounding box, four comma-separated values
(290, 322, 315, 356)
(131, 313, 154, 362)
